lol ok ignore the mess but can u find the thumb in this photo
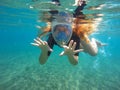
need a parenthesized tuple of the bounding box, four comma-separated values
(59, 51, 65, 56)
(49, 48, 53, 52)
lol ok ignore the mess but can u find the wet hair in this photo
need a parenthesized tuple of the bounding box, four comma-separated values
(73, 17, 95, 43)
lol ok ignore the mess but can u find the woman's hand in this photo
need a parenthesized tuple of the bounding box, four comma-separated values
(60, 40, 83, 56)
(31, 37, 53, 52)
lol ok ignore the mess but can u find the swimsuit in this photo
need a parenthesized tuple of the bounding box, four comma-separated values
(47, 32, 80, 56)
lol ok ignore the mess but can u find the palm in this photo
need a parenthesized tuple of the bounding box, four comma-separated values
(60, 40, 83, 56)
(31, 37, 52, 52)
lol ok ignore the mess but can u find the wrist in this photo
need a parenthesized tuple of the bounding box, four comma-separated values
(66, 53, 74, 57)
(41, 48, 49, 52)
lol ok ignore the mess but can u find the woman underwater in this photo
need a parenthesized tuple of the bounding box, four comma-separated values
(31, 0, 107, 65)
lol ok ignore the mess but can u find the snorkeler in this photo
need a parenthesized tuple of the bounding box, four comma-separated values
(31, 0, 107, 65)
(31, 0, 85, 65)
(32, 11, 83, 65)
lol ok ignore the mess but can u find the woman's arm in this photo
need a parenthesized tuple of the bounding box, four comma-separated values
(31, 37, 53, 64)
(80, 35, 107, 56)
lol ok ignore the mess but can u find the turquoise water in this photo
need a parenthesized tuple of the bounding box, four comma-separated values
(0, 0, 120, 90)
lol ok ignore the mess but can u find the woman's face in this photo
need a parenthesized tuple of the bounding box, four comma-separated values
(54, 26, 69, 36)
(52, 24, 73, 46)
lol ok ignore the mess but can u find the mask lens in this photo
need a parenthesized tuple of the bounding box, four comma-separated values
(52, 24, 72, 46)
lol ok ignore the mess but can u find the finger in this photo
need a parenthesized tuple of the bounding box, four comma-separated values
(37, 37, 44, 45)
(36, 25, 41, 29)
(59, 51, 65, 56)
(68, 40, 73, 48)
(72, 42, 76, 50)
(44, 41, 53, 52)
(74, 49, 84, 54)
(49, 49, 53, 52)
(101, 43, 108, 46)
(62, 45, 68, 49)
(44, 41, 48, 45)
(30, 43, 39, 46)
(34, 39, 41, 44)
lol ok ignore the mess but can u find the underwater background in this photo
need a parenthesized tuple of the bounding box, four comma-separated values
(0, 0, 120, 90)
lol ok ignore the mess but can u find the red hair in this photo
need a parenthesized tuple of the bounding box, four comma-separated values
(73, 17, 95, 42)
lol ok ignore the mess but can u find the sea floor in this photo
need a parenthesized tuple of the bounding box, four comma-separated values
(0, 46, 120, 90)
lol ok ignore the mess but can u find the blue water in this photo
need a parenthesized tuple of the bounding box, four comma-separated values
(0, 0, 120, 90)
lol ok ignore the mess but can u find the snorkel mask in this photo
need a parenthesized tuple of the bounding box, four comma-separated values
(52, 12, 73, 46)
